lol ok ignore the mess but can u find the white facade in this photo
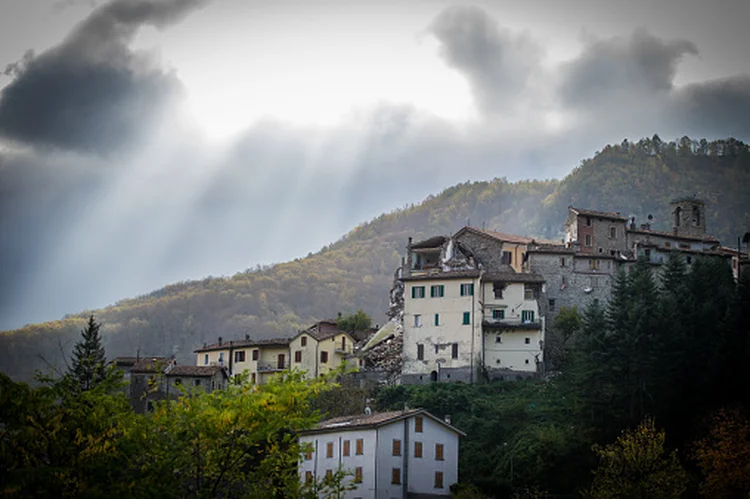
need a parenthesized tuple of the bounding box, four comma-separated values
(402, 276, 483, 381)
(299, 410, 463, 499)
(480, 280, 544, 372)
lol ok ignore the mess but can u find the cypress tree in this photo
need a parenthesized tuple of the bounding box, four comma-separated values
(70, 315, 107, 391)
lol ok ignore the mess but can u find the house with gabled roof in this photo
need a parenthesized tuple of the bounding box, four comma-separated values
(299, 408, 464, 498)
(289, 320, 358, 379)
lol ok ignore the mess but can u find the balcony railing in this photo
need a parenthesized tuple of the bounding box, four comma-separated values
(257, 363, 290, 373)
(482, 318, 541, 331)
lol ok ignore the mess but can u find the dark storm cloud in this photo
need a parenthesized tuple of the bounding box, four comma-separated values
(428, 5, 539, 114)
(559, 28, 698, 108)
(0, 0, 207, 154)
(669, 75, 750, 138)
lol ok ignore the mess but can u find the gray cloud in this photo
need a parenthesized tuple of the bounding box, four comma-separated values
(0, 0, 207, 154)
(428, 5, 540, 115)
(669, 75, 750, 138)
(558, 28, 698, 108)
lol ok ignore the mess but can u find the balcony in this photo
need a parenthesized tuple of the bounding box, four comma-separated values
(257, 362, 289, 373)
(482, 319, 541, 331)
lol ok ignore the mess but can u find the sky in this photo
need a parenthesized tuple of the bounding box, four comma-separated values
(1, 0, 749, 330)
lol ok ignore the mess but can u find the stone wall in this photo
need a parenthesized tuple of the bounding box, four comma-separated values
(454, 231, 506, 270)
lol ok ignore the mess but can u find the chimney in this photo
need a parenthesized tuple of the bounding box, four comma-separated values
(245, 333, 250, 340)
(338, 312, 342, 319)
(408, 236, 413, 247)
(218, 336, 223, 345)
(444, 414, 451, 425)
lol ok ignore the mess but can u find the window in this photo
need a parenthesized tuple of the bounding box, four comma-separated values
(301, 336, 307, 347)
(610, 226, 617, 239)
(589, 259, 600, 270)
(413, 314, 422, 327)
(355, 467, 362, 484)
(435, 471, 444, 489)
(686, 256, 693, 264)
(549, 299, 556, 311)
(194, 379, 201, 387)
(521, 310, 535, 323)
(305, 449, 313, 460)
(492, 309, 505, 320)
(326, 442, 334, 458)
(204, 354, 208, 365)
(435, 443, 444, 461)
(305, 471, 313, 484)
(462, 312, 471, 325)
(598, 247, 603, 254)
(525, 337, 531, 344)
(392, 439, 401, 456)
(451, 343, 458, 359)
(235, 351, 245, 363)
(343, 440, 350, 456)
(501, 251, 513, 265)
(411, 286, 426, 299)
(175, 378, 182, 386)
(585, 234, 592, 246)
(414, 441, 423, 458)
(218, 352, 224, 364)
(417, 344, 424, 360)
(434, 313, 440, 326)
(295, 350, 302, 363)
(391, 468, 401, 485)
(430, 285, 444, 297)
(326, 469, 333, 480)
(460, 283, 474, 296)
(586, 216, 592, 226)
(320, 351, 328, 364)
(493, 282, 505, 299)
(524, 284, 539, 300)
(495, 334, 502, 343)
(525, 359, 530, 364)
(356, 439, 364, 455)
(252, 349, 259, 361)
(560, 257, 566, 267)
(251, 373, 256, 384)
(415, 416, 423, 433)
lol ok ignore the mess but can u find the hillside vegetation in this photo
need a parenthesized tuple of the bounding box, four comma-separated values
(2, 136, 749, 381)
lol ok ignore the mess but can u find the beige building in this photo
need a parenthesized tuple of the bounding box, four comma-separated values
(194, 336, 292, 385)
(289, 320, 358, 378)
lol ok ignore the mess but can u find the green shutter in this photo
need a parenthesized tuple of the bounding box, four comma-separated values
(463, 312, 470, 325)
(470, 283, 474, 295)
(434, 314, 439, 326)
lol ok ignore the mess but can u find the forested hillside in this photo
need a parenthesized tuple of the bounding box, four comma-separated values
(2, 136, 749, 381)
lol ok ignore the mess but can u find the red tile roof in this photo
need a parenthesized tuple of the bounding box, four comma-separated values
(195, 337, 292, 353)
(301, 408, 466, 436)
(166, 365, 228, 378)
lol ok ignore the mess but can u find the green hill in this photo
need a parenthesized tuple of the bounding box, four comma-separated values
(2, 136, 748, 381)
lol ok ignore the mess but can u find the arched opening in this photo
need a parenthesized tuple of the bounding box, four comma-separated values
(673, 206, 682, 227)
(692, 205, 701, 226)
(430, 370, 438, 382)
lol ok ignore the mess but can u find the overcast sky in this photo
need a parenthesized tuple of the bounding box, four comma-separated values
(1, 0, 749, 330)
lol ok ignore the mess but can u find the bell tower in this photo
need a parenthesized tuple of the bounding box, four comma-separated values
(670, 197, 706, 238)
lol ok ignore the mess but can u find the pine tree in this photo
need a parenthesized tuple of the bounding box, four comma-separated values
(70, 315, 107, 391)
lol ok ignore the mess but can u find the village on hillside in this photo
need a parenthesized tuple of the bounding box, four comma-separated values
(115, 196, 747, 400)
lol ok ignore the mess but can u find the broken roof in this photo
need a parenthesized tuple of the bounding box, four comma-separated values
(569, 207, 628, 221)
(526, 244, 575, 255)
(409, 235, 448, 249)
(131, 357, 171, 374)
(301, 408, 466, 436)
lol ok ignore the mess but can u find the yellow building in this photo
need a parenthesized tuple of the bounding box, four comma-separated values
(289, 320, 358, 379)
(194, 336, 292, 385)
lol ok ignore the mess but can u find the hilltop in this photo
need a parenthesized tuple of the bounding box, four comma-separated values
(2, 136, 749, 381)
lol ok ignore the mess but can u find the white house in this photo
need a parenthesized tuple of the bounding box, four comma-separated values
(299, 409, 465, 499)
